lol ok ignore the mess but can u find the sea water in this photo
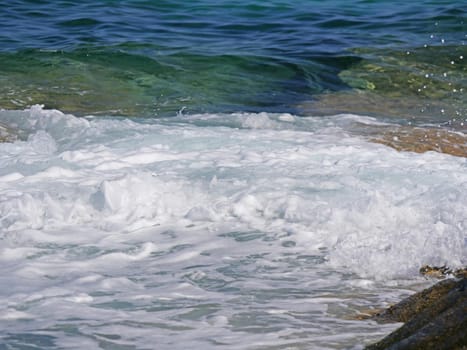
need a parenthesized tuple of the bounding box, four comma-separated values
(0, 1, 466, 349)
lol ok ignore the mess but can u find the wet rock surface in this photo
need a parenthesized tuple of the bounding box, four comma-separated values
(419, 266, 467, 280)
(299, 90, 464, 125)
(311, 118, 467, 158)
(370, 126, 467, 158)
(365, 278, 467, 350)
(0, 122, 18, 142)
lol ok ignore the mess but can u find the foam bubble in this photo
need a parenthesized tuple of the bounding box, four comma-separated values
(1, 106, 465, 279)
(0, 309, 34, 320)
(0, 105, 465, 349)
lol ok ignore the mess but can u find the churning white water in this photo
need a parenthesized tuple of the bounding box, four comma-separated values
(0, 106, 465, 349)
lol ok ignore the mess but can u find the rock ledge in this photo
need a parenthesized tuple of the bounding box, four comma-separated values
(365, 277, 466, 350)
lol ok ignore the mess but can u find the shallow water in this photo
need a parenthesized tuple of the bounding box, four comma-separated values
(1, 0, 465, 121)
(0, 1, 466, 349)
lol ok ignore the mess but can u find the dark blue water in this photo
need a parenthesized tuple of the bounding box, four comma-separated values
(2, 1, 465, 51)
(0, 0, 466, 119)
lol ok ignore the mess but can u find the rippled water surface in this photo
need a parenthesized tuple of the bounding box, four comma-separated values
(1, 0, 465, 121)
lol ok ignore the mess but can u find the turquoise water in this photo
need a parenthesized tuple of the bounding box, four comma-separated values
(0, 2, 466, 350)
(1, 0, 465, 121)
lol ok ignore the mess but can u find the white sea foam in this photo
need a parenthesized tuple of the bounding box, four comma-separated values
(0, 105, 465, 349)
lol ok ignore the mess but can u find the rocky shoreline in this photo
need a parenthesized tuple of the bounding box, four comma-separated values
(364, 276, 466, 349)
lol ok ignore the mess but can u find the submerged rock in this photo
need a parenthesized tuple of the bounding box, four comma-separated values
(299, 45, 466, 126)
(364, 277, 467, 350)
(338, 45, 466, 102)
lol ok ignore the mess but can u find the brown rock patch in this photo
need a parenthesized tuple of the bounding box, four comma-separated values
(371, 126, 467, 158)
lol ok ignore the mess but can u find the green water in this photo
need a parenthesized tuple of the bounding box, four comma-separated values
(0, 0, 466, 125)
(306, 45, 466, 126)
(0, 48, 335, 116)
